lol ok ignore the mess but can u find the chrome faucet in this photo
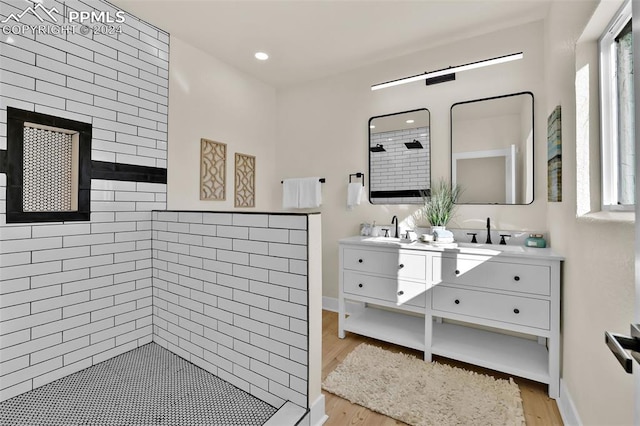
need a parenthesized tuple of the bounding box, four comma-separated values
(391, 215, 399, 238)
(485, 217, 492, 244)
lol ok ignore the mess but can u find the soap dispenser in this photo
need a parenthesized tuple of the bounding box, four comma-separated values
(525, 234, 546, 248)
(370, 221, 378, 237)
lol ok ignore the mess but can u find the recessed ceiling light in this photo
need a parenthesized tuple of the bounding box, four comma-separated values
(406, 119, 414, 124)
(255, 52, 269, 61)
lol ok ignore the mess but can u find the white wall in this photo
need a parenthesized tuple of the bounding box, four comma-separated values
(453, 114, 521, 204)
(545, 1, 635, 424)
(167, 37, 278, 212)
(276, 21, 547, 300)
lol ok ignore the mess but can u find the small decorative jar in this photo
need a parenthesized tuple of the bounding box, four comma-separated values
(525, 234, 546, 248)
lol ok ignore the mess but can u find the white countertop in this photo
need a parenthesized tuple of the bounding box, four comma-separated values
(339, 236, 564, 261)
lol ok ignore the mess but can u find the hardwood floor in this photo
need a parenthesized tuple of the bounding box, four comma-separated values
(321, 310, 563, 425)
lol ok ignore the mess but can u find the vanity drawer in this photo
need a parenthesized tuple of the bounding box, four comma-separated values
(343, 248, 426, 281)
(433, 256, 550, 296)
(343, 271, 426, 307)
(432, 286, 550, 330)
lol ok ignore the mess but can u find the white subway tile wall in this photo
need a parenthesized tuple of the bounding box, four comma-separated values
(0, 0, 168, 402)
(152, 212, 309, 409)
(370, 126, 430, 191)
(0, 0, 169, 171)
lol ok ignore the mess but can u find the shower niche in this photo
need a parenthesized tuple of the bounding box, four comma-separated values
(5, 107, 92, 223)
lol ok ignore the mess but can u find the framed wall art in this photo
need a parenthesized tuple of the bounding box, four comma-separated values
(200, 138, 226, 201)
(547, 105, 562, 202)
(234, 153, 255, 208)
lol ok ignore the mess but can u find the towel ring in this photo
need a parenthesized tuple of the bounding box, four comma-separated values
(349, 172, 365, 187)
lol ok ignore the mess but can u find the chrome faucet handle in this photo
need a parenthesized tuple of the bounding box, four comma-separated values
(499, 234, 511, 245)
(466, 232, 478, 243)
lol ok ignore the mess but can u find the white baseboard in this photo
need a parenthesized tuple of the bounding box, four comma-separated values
(308, 394, 328, 426)
(322, 296, 338, 312)
(557, 379, 582, 426)
(264, 402, 306, 426)
(322, 296, 362, 314)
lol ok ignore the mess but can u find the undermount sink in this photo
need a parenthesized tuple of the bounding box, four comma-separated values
(360, 237, 527, 252)
(362, 237, 416, 246)
(456, 242, 526, 253)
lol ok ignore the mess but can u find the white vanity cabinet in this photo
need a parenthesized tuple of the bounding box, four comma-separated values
(428, 252, 561, 398)
(338, 237, 563, 398)
(338, 245, 428, 351)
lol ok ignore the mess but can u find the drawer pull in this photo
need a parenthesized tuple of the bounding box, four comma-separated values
(399, 264, 405, 269)
(358, 283, 363, 288)
(514, 308, 520, 314)
(358, 259, 363, 263)
(398, 290, 404, 296)
(454, 299, 460, 305)
(514, 276, 520, 281)
(455, 269, 460, 275)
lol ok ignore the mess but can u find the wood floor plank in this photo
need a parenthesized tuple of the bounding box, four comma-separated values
(321, 310, 563, 425)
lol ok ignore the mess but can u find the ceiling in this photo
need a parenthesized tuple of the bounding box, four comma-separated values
(110, 0, 553, 89)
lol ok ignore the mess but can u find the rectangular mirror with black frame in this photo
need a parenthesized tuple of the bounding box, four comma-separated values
(369, 109, 431, 204)
(451, 92, 534, 205)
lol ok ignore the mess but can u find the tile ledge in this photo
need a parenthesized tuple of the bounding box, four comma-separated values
(264, 401, 307, 426)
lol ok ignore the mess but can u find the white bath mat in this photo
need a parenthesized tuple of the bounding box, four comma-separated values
(322, 343, 525, 426)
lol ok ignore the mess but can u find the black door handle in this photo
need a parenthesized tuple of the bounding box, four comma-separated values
(605, 324, 640, 374)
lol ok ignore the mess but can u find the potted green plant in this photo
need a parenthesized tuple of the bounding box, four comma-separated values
(421, 179, 461, 230)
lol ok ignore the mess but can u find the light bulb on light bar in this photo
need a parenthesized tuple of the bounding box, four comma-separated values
(371, 52, 523, 91)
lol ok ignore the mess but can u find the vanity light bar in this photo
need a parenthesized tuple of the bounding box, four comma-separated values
(371, 52, 524, 91)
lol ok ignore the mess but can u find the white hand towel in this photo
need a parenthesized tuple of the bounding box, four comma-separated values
(282, 179, 300, 209)
(298, 177, 322, 208)
(347, 183, 364, 210)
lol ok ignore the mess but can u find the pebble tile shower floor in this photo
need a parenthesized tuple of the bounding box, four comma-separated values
(0, 343, 278, 425)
